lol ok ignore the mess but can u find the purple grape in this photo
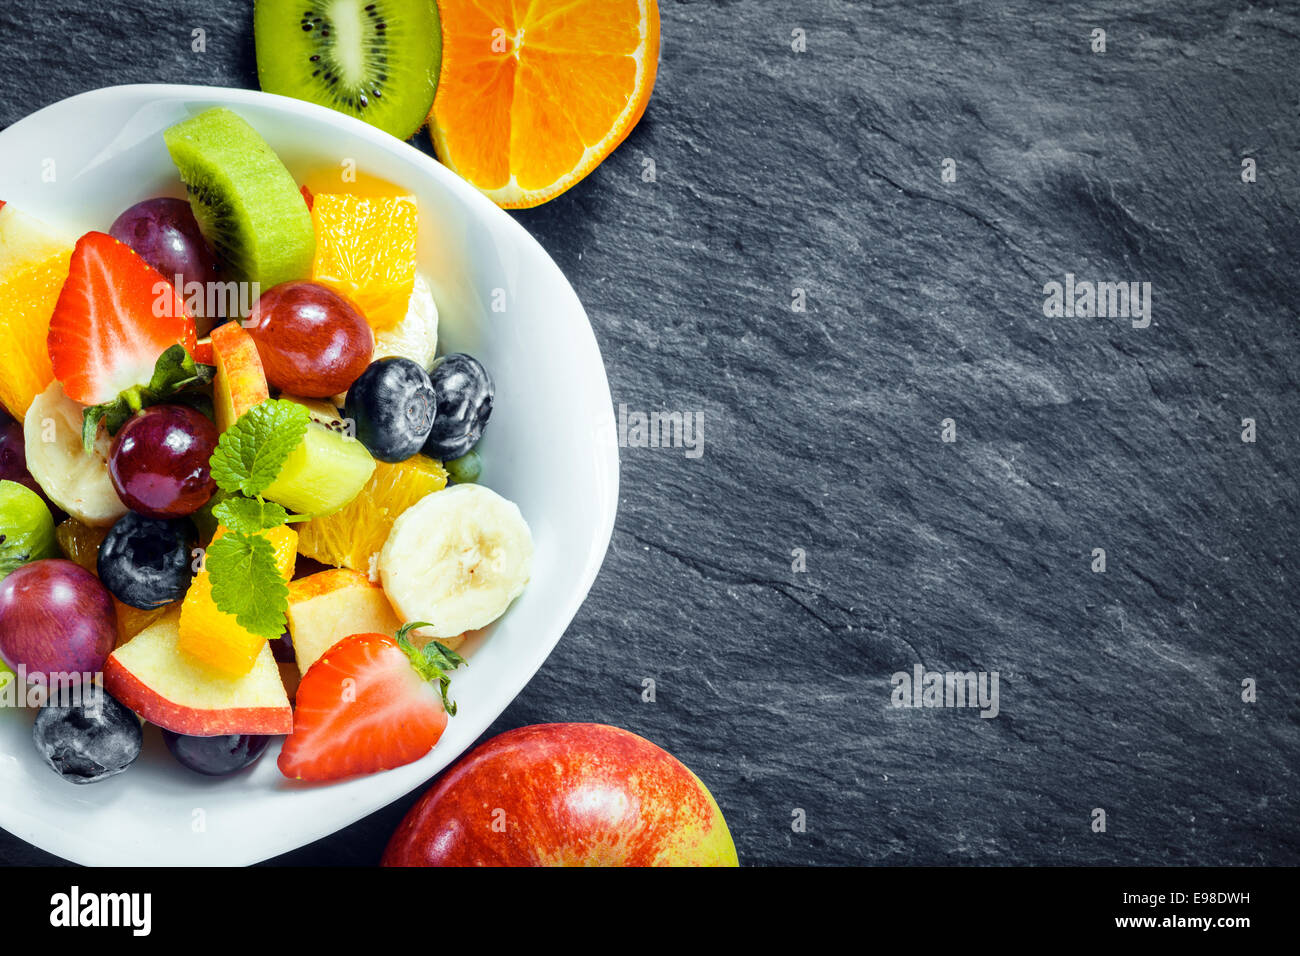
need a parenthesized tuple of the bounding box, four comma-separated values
(0, 560, 116, 684)
(0, 413, 62, 519)
(270, 629, 295, 664)
(109, 198, 221, 327)
(0, 415, 41, 499)
(108, 404, 218, 518)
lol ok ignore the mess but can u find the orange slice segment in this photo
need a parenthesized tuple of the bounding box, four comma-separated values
(429, 0, 660, 208)
(311, 193, 418, 331)
(0, 205, 74, 418)
(296, 454, 447, 575)
(177, 524, 298, 678)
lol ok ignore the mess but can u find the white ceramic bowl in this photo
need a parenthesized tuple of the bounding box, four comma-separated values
(0, 85, 619, 865)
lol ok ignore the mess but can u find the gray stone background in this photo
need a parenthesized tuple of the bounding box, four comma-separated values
(0, 0, 1296, 865)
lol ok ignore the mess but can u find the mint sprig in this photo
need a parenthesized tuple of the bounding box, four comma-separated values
(81, 345, 216, 452)
(209, 399, 310, 497)
(206, 532, 291, 641)
(203, 399, 313, 641)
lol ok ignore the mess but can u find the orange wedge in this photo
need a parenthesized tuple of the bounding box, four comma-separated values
(296, 454, 447, 574)
(177, 524, 298, 678)
(311, 193, 418, 330)
(429, 0, 660, 208)
(0, 205, 74, 418)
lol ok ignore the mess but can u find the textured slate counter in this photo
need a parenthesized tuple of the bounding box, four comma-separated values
(0, 0, 1296, 866)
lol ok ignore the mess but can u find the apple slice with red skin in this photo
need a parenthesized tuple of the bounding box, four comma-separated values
(103, 610, 292, 736)
(382, 723, 739, 867)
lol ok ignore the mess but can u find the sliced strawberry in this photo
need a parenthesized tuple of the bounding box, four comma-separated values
(47, 231, 196, 406)
(300, 185, 314, 210)
(278, 626, 465, 782)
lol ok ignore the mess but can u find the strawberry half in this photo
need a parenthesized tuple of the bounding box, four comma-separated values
(47, 231, 196, 406)
(278, 625, 465, 782)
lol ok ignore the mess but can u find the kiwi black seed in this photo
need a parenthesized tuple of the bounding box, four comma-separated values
(254, 0, 442, 142)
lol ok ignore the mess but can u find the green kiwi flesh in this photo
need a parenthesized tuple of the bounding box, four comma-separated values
(163, 108, 316, 291)
(254, 0, 442, 142)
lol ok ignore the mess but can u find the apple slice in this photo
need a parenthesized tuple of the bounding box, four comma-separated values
(193, 334, 214, 367)
(104, 610, 292, 736)
(287, 568, 403, 676)
(287, 568, 468, 677)
(211, 320, 268, 433)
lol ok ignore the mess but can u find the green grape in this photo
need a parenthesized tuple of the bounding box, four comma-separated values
(0, 480, 58, 581)
(444, 450, 482, 485)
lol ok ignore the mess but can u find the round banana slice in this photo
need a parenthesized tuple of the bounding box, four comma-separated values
(23, 381, 128, 527)
(379, 484, 533, 639)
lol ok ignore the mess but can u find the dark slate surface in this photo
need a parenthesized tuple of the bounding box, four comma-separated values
(1, 0, 1297, 866)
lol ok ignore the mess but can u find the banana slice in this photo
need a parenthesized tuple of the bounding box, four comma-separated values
(373, 272, 438, 370)
(379, 484, 533, 639)
(23, 382, 128, 527)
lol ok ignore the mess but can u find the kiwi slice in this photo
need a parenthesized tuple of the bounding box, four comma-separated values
(254, 0, 442, 142)
(164, 108, 316, 291)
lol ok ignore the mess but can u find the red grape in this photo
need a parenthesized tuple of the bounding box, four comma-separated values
(109, 405, 218, 518)
(0, 559, 116, 683)
(110, 198, 221, 332)
(246, 281, 374, 398)
(0, 411, 63, 519)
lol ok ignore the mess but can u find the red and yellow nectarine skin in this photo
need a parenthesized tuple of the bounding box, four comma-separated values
(382, 723, 739, 867)
(211, 320, 269, 434)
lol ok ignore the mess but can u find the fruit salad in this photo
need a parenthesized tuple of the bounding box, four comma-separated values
(0, 106, 534, 786)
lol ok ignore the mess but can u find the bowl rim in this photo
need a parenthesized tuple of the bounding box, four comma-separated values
(0, 83, 620, 865)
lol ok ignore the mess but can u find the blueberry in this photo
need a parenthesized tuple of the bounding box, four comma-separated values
(33, 686, 143, 784)
(344, 357, 437, 463)
(420, 354, 494, 462)
(97, 512, 198, 610)
(162, 729, 271, 776)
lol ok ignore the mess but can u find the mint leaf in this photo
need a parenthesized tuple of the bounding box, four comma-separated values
(148, 344, 215, 394)
(206, 532, 289, 641)
(209, 399, 311, 497)
(213, 497, 289, 535)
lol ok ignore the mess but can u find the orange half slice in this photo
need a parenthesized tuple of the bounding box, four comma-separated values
(429, 0, 660, 208)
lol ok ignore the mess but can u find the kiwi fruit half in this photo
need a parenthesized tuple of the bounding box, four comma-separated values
(164, 108, 316, 291)
(254, 0, 442, 142)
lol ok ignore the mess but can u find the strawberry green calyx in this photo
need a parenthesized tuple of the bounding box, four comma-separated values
(80, 345, 216, 452)
(395, 622, 466, 716)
